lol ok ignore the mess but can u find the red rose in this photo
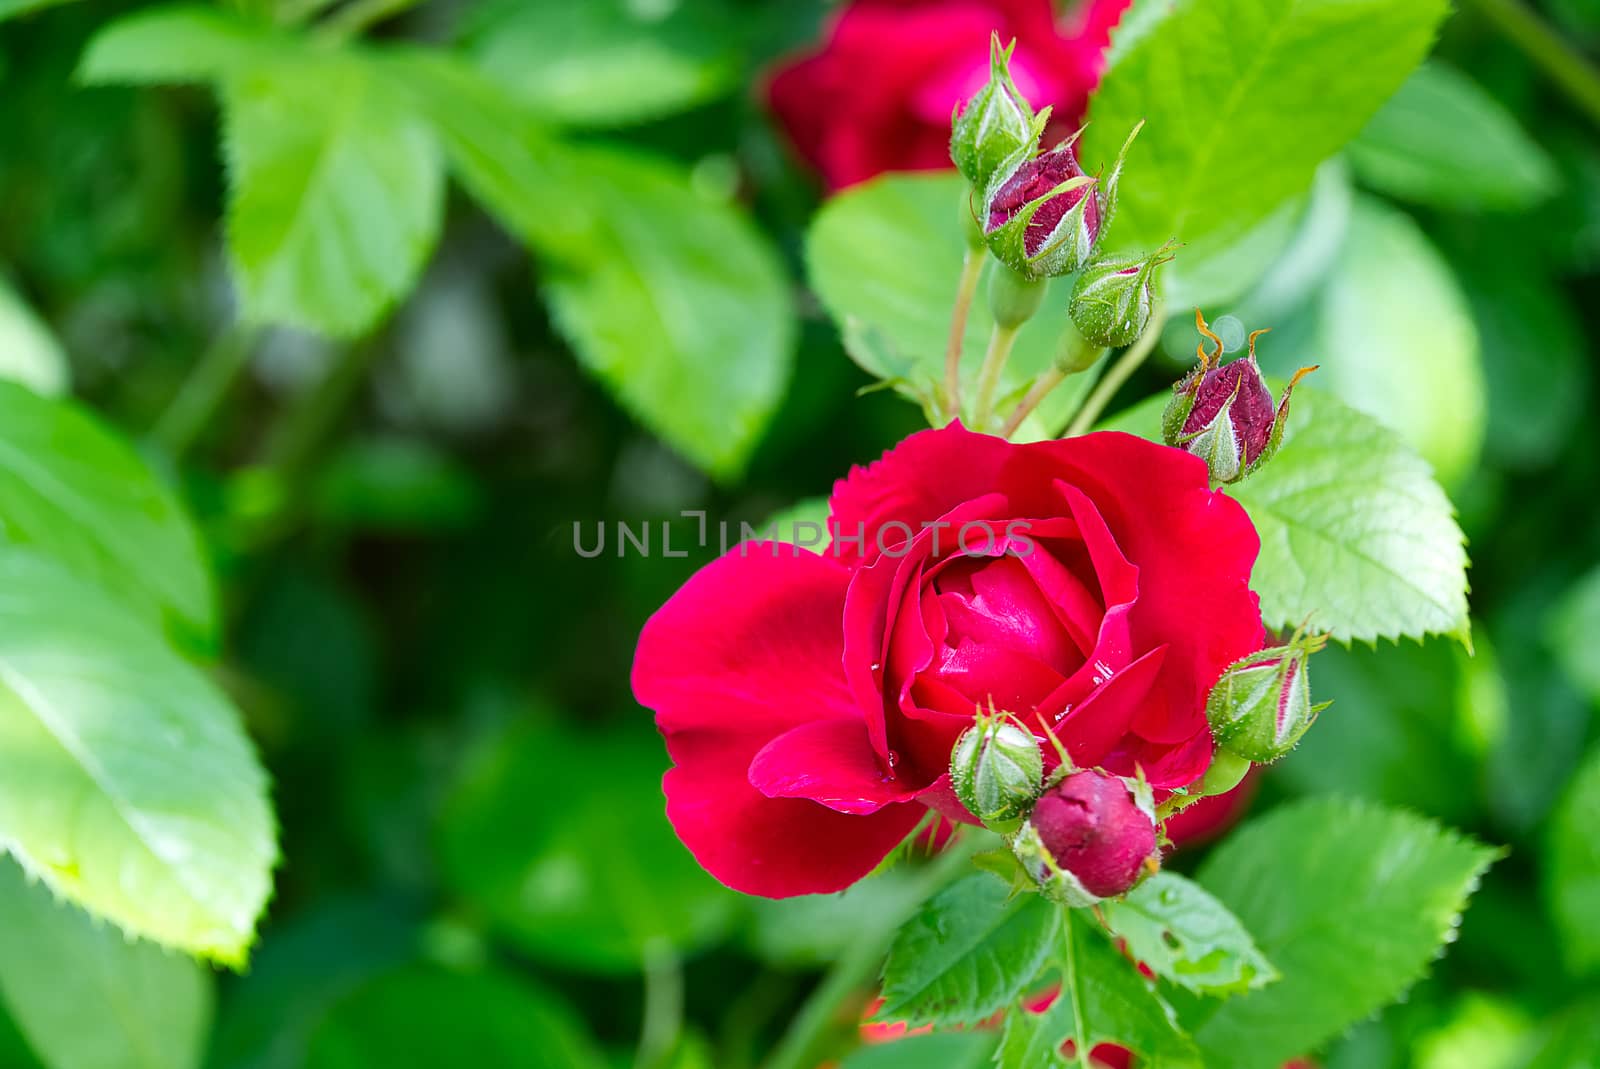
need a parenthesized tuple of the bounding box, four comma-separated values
(632, 425, 1263, 897)
(765, 0, 1134, 191)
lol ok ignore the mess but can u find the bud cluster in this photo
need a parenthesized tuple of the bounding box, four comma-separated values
(949, 34, 1172, 348)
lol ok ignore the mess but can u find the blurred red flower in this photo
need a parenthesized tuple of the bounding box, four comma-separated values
(765, 0, 1134, 190)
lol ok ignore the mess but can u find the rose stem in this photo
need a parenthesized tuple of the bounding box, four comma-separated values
(1062, 304, 1167, 437)
(151, 322, 258, 461)
(761, 833, 988, 1069)
(972, 322, 1022, 430)
(943, 248, 985, 421)
(998, 366, 1065, 438)
(1469, 0, 1600, 128)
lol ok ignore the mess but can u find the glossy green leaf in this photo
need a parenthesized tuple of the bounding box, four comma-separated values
(305, 967, 605, 1069)
(996, 909, 1200, 1069)
(1102, 873, 1277, 997)
(839, 1032, 998, 1069)
(1229, 390, 1472, 645)
(1347, 62, 1559, 212)
(0, 281, 68, 396)
(1188, 799, 1498, 1069)
(0, 857, 213, 1069)
(1310, 197, 1484, 486)
(0, 382, 214, 640)
(876, 873, 1059, 1028)
(0, 549, 276, 965)
(438, 720, 736, 973)
(1083, 0, 1447, 297)
(221, 53, 444, 337)
(1545, 746, 1600, 976)
(464, 0, 740, 126)
(806, 173, 1099, 436)
(78, 5, 288, 86)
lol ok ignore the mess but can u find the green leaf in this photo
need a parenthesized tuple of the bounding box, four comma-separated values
(1309, 196, 1484, 486)
(537, 145, 796, 480)
(839, 1032, 998, 1069)
(747, 868, 926, 968)
(806, 173, 1099, 435)
(1229, 389, 1471, 645)
(305, 966, 605, 1069)
(1083, 0, 1447, 298)
(0, 281, 68, 397)
(0, 857, 213, 1069)
(1545, 745, 1600, 976)
(1346, 62, 1559, 212)
(0, 0, 79, 21)
(0, 549, 276, 965)
(0, 382, 215, 641)
(221, 52, 444, 337)
(78, 6, 288, 86)
(1518, 997, 1600, 1069)
(1188, 798, 1499, 1069)
(996, 909, 1200, 1069)
(759, 496, 831, 549)
(1102, 873, 1278, 998)
(464, 0, 740, 127)
(437, 720, 736, 973)
(876, 873, 1059, 1028)
(1549, 566, 1600, 705)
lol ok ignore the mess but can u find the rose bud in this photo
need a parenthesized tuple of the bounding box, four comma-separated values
(1012, 769, 1159, 905)
(950, 35, 1048, 195)
(950, 713, 1044, 833)
(983, 122, 1141, 279)
(1069, 244, 1177, 348)
(1163, 310, 1318, 484)
(1206, 628, 1331, 765)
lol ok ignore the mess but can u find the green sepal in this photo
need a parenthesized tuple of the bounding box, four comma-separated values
(949, 34, 1038, 192)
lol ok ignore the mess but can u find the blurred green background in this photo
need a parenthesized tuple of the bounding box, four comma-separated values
(0, 0, 1598, 1067)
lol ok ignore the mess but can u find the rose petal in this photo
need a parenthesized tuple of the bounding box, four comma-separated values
(749, 718, 919, 815)
(1042, 644, 1167, 768)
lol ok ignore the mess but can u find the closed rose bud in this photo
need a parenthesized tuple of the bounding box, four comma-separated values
(1207, 629, 1331, 764)
(1162, 310, 1318, 484)
(950, 35, 1047, 195)
(950, 714, 1044, 833)
(1012, 769, 1158, 905)
(982, 121, 1141, 280)
(1069, 244, 1176, 348)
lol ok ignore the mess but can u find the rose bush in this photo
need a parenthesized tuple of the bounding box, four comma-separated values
(765, 0, 1133, 190)
(633, 424, 1264, 897)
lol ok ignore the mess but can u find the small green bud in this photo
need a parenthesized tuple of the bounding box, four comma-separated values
(1069, 244, 1176, 348)
(1207, 628, 1331, 764)
(950, 713, 1043, 833)
(986, 262, 1048, 330)
(950, 35, 1039, 194)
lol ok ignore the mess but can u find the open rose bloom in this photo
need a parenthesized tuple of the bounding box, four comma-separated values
(633, 424, 1264, 896)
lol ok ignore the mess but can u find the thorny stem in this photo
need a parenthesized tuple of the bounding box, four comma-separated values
(973, 322, 1022, 430)
(1062, 305, 1166, 437)
(761, 835, 988, 1069)
(944, 249, 986, 421)
(1469, 0, 1600, 129)
(152, 323, 258, 461)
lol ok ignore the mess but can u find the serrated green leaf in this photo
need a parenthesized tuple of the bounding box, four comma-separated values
(1102, 873, 1277, 998)
(1229, 389, 1471, 645)
(0, 549, 275, 965)
(463, 0, 739, 127)
(438, 720, 736, 974)
(1310, 196, 1484, 486)
(78, 5, 288, 86)
(1188, 798, 1498, 1069)
(805, 173, 1099, 436)
(996, 909, 1200, 1069)
(305, 967, 605, 1069)
(1083, 0, 1447, 302)
(877, 873, 1059, 1028)
(1545, 745, 1600, 976)
(221, 53, 444, 337)
(0, 382, 215, 642)
(1347, 62, 1559, 212)
(0, 856, 213, 1069)
(839, 1032, 998, 1069)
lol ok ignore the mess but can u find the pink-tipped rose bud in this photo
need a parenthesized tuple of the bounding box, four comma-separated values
(981, 121, 1141, 279)
(1012, 769, 1159, 904)
(1162, 310, 1318, 484)
(1207, 627, 1330, 764)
